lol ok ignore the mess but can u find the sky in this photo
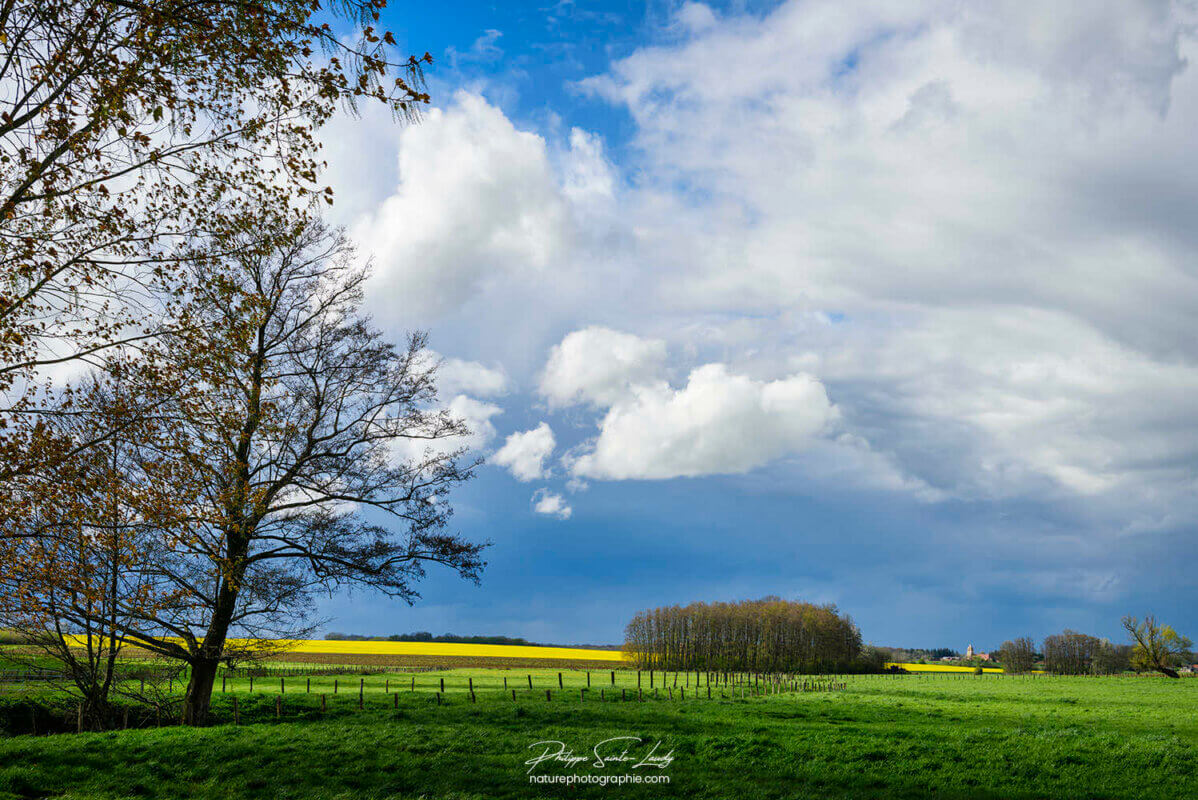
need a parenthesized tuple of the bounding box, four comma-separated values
(312, 0, 1198, 650)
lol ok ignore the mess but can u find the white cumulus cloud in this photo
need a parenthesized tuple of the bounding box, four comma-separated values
(539, 326, 668, 409)
(434, 355, 509, 398)
(532, 489, 573, 520)
(571, 363, 837, 480)
(492, 422, 556, 481)
(354, 91, 572, 319)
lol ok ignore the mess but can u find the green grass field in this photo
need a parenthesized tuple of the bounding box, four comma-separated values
(1, 671, 1196, 799)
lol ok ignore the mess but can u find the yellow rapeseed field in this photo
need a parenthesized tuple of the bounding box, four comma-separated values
(62, 634, 627, 663)
(888, 661, 1005, 674)
(277, 639, 628, 662)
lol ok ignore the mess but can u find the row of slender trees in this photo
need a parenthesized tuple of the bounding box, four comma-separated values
(1041, 631, 1132, 675)
(624, 598, 864, 673)
(0, 1, 486, 728)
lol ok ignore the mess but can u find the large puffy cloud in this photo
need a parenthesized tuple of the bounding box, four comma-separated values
(571, 363, 836, 480)
(352, 92, 572, 319)
(337, 0, 1198, 524)
(583, 0, 1197, 337)
(539, 326, 667, 409)
(573, 0, 1198, 514)
(492, 422, 556, 481)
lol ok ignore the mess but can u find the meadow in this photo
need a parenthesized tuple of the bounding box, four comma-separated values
(1, 666, 1196, 799)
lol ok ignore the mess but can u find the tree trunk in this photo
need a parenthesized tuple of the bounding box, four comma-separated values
(1160, 666, 1181, 679)
(181, 522, 251, 726)
(183, 658, 219, 725)
(80, 688, 110, 732)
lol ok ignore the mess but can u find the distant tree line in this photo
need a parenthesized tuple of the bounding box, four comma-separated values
(877, 647, 959, 663)
(624, 598, 864, 673)
(322, 632, 622, 650)
(922, 647, 960, 660)
(325, 632, 540, 647)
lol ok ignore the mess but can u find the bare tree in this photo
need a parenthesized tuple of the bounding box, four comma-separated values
(996, 637, 1036, 674)
(1042, 630, 1102, 675)
(1123, 615, 1193, 679)
(131, 216, 486, 724)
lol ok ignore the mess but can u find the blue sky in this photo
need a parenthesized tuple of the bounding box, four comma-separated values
(313, 1, 1198, 650)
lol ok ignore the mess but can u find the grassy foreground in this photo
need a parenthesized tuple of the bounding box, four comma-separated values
(1, 674, 1196, 799)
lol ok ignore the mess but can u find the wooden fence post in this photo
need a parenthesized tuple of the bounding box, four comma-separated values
(546, 689, 551, 701)
(394, 692, 399, 708)
(76, 702, 82, 733)
(587, 672, 591, 687)
(233, 696, 240, 725)
(512, 689, 516, 702)
(321, 694, 326, 712)
(411, 676, 415, 691)
(249, 675, 253, 693)
(504, 677, 508, 690)
(558, 672, 563, 689)
(280, 677, 285, 694)
(527, 674, 533, 690)
(440, 677, 445, 693)
(359, 679, 364, 709)
(469, 677, 474, 693)
(307, 678, 310, 693)
(334, 679, 338, 694)
(611, 670, 615, 686)
(275, 696, 281, 719)
(222, 675, 226, 693)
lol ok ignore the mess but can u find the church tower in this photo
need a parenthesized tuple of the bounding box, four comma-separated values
(966, 644, 974, 659)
